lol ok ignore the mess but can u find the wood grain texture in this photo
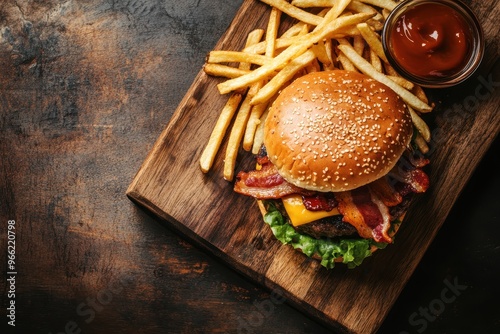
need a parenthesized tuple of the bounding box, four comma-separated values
(1, 0, 498, 333)
(127, 0, 500, 333)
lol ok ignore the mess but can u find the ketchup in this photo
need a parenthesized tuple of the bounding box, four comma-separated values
(389, 2, 472, 79)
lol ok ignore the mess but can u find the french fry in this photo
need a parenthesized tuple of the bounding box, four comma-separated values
(241, 8, 281, 153)
(316, 8, 333, 19)
(199, 92, 243, 173)
(414, 133, 430, 154)
(312, 40, 333, 67)
(265, 7, 282, 58)
(207, 51, 271, 66)
(223, 93, 254, 181)
(298, 23, 311, 36)
(260, 0, 324, 26)
(202, 29, 262, 175)
(358, 0, 398, 11)
(293, 0, 389, 20)
(240, 29, 266, 69)
(221, 29, 266, 180)
(243, 102, 269, 151)
(347, 0, 384, 21)
(280, 21, 309, 38)
(251, 49, 317, 105)
(291, 0, 335, 7)
(318, 0, 352, 30)
(412, 84, 429, 105)
(356, 22, 388, 63)
(218, 12, 374, 95)
(324, 38, 336, 69)
(387, 75, 414, 90)
(330, 26, 363, 38)
(203, 64, 250, 79)
(205, 29, 264, 80)
(337, 51, 358, 72)
(243, 36, 297, 55)
(383, 61, 399, 76)
(336, 37, 350, 46)
(353, 35, 365, 55)
(305, 58, 322, 72)
(252, 109, 270, 154)
(366, 18, 384, 31)
(370, 49, 383, 72)
(244, 25, 360, 56)
(337, 43, 433, 112)
(408, 106, 431, 142)
(382, 8, 391, 20)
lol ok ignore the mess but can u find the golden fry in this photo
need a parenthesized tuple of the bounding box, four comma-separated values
(387, 75, 414, 90)
(318, 0, 352, 30)
(347, 1, 384, 21)
(358, 0, 398, 11)
(330, 26, 363, 38)
(291, 0, 335, 7)
(265, 7, 282, 58)
(207, 51, 271, 66)
(306, 58, 322, 72)
(246, 29, 266, 46)
(243, 102, 269, 151)
(337, 51, 358, 72)
(218, 12, 374, 94)
(414, 133, 430, 154)
(251, 49, 316, 105)
(383, 62, 399, 76)
(408, 106, 431, 142)
(367, 19, 384, 31)
(243, 36, 296, 55)
(356, 22, 388, 63)
(382, 8, 391, 20)
(260, 0, 323, 26)
(252, 109, 270, 155)
(353, 35, 365, 55)
(223, 93, 254, 181)
(199, 92, 243, 173)
(221, 28, 264, 178)
(203, 64, 250, 79)
(240, 10, 280, 153)
(280, 21, 309, 38)
(312, 40, 333, 67)
(412, 84, 429, 105)
(337, 44, 433, 112)
(370, 49, 383, 72)
(324, 38, 336, 69)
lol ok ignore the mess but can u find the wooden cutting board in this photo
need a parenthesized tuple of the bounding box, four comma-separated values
(127, 0, 500, 332)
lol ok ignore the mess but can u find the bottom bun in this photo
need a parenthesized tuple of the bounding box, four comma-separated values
(257, 200, 404, 269)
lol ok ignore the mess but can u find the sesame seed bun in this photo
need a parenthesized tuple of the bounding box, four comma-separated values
(264, 70, 413, 192)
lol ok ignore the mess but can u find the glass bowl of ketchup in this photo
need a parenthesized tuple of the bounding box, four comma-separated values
(382, 0, 484, 88)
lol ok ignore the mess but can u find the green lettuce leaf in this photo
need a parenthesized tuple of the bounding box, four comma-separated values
(262, 201, 393, 269)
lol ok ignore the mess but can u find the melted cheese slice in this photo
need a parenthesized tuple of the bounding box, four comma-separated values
(282, 194, 340, 227)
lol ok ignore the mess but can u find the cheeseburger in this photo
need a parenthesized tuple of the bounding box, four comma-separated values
(234, 70, 429, 268)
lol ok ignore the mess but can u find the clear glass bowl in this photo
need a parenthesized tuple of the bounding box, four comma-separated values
(382, 0, 484, 88)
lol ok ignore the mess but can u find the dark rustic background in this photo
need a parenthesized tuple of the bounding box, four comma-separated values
(1, 0, 499, 333)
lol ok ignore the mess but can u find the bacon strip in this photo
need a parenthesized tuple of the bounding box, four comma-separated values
(335, 187, 393, 243)
(389, 167, 430, 196)
(234, 162, 313, 199)
(234, 149, 430, 243)
(369, 176, 402, 207)
(302, 193, 338, 211)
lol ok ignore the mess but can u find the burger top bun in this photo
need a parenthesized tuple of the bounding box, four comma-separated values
(264, 70, 413, 192)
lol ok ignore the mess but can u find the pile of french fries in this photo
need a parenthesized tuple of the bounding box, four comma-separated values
(199, 0, 433, 181)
